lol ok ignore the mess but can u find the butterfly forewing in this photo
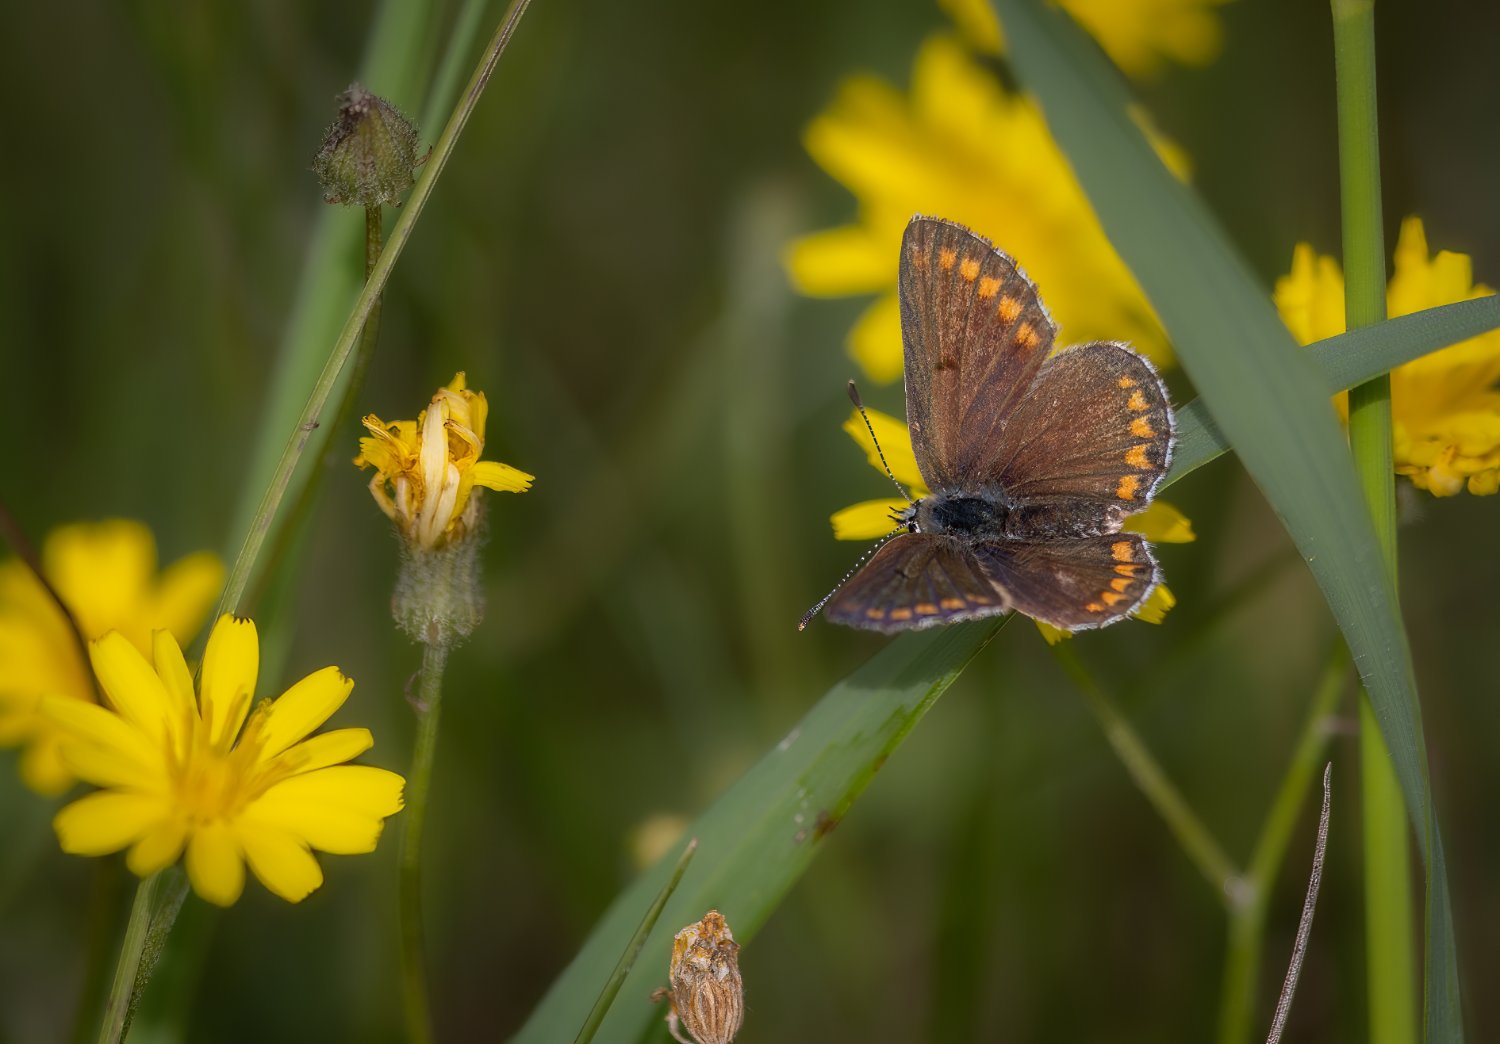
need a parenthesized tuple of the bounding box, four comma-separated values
(975, 533, 1160, 630)
(825, 534, 1011, 632)
(990, 342, 1173, 515)
(899, 217, 1056, 490)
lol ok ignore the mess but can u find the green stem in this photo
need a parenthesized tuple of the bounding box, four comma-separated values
(94, 869, 188, 1044)
(1049, 643, 1239, 895)
(400, 641, 450, 1044)
(244, 206, 387, 615)
(1217, 646, 1348, 1044)
(214, 0, 537, 617)
(1330, 2, 1417, 1041)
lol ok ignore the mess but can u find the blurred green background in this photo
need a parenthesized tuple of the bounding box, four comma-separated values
(1, 1, 1497, 1041)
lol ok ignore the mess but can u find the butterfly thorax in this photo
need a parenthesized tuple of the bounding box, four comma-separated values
(904, 490, 1120, 541)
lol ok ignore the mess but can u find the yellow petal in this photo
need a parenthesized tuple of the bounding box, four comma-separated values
(42, 697, 158, 782)
(848, 293, 905, 384)
(199, 615, 258, 747)
(471, 460, 535, 493)
(44, 520, 156, 640)
(54, 792, 162, 855)
(273, 728, 374, 776)
(56, 738, 160, 791)
(235, 821, 324, 903)
(245, 766, 405, 855)
(88, 632, 172, 744)
(151, 630, 195, 729)
(831, 499, 909, 541)
(150, 551, 224, 645)
(1123, 501, 1196, 543)
(258, 667, 353, 761)
(1134, 584, 1177, 625)
(842, 405, 926, 489)
(1035, 620, 1068, 645)
(19, 737, 75, 796)
(186, 821, 245, 907)
(783, 225, 892, 296)
(127, 818, 188, 876)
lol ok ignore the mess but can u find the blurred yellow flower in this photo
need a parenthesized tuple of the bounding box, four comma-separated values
(942, 0, 1230, 79)
(831, 406, 1192, 641)
(1274, 217, 1500, 496)
(45, 615, 404, 906)
(785, 35, 1176, 384)
(0, 520, 222, 795)
(355, 372, 534, 549)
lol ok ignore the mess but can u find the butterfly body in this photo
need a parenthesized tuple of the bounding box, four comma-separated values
(820, 216, 1175, 634)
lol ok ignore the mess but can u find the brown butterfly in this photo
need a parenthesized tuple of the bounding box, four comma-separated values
(804, 216, 1175, 633)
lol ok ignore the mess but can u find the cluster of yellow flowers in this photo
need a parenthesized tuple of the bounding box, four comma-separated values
(0, 371, 534, 906)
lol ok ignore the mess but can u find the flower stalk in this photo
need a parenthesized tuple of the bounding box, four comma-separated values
(1329, 2, 1417, 1040)
(399, 641, 449, 1044)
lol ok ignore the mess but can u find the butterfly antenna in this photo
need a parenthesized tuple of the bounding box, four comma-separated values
(798, 531, 899, 631)
(848, 380, 912, 504)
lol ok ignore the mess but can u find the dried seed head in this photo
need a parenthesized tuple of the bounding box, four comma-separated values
(312, 83, 422, 207)
(654, 910, 744, 1044)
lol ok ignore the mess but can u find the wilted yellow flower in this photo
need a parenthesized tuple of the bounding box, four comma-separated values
(942, 0, 1230, 80)
(355, 371, 534, 550)
(831, 405, 1191, 640)
(0, 520, 221, 794)
(785, 35, 1177, 383)
(1274, 217, 1500, 496)
(45, 615, 404, 906)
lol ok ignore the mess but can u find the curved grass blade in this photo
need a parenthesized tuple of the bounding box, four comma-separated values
(1169, 295, 1500, 483)
(575, 838, 698, 1044)
(513, 619, 1005, 1043)
(987, 0, 1461, 1035)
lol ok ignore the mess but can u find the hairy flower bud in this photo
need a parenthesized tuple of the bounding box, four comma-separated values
(313, 83, 422, 207)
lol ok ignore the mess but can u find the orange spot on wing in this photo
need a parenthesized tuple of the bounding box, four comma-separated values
(1118, 376, 1136, 389)
(1127, 390, 1150, 411)
(959, 258, 981, 281)
(997, 296, 1022, 323)
(938, 248, 958, 271)
(978, 276, 1001, 299)
(1015, 322, 1039, 350)
(1125, 444, 1151, 469)
(1130, 417, 1156, 438)
(914, 602, 939, 615)
(888, 607, 914, 621)
(1111, 541, 1134, 562)
(1114, 563, 1139, 576)
(1110, 577, 1132, 593)
(939, 597, 966, 610)
(1101, 591, 1128, 606)
(865, 607, 887, 620)
(969, 595, 993, 606)
(1086, 601, 1105, 613)
(1116, 475, 1142, 501)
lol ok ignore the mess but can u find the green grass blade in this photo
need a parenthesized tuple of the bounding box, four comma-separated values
(575, 838, 698, 1044)
(989, 0, 1461, 1034)
(513, 619, 1005, 1043)
(1167, 295, 1500, 484)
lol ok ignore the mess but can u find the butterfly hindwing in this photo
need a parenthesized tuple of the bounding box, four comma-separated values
(974, 532, 1160, 631)
(825, 534, 1011, 632)
(899, 217, 1056, 490)
(990, 341, 1173, 516)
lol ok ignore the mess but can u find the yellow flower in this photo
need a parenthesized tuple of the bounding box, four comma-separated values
(943, 0, 1230, 79)
(831, 406, 1192, 640)
(44, 615, 404, 906)
(1274, 217, 1500, 496)
(0, 520, 222, 795)
(785, 35, 1177, 383)
(355, 372, 534, 550)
